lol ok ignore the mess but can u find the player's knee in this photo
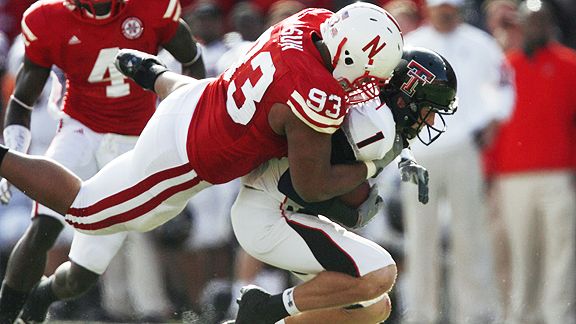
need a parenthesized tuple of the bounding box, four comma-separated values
(25, 216, 64, 250)
(357, 264, 397, 301)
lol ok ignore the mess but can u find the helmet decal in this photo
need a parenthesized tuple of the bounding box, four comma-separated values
(401, 60, 436, 97)
(362, 36, 387, 66)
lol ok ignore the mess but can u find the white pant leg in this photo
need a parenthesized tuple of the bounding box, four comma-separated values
(401, 154, 443, 324)
(231, 186, 395, 280)
(34, 118, 101, 222)
(540, 172, 576, 324)
(446, 143, 498, 323)
(66, 81, 212, 235)
(496, 174, 541, 324)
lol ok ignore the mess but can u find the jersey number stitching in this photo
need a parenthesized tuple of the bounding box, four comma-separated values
(226, 52, 276, 125)
(88, 48, 130, 98)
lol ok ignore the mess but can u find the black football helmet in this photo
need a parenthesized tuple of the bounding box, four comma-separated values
(380, 47, 458, 145)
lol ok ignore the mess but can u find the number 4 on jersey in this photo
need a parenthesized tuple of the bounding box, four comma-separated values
(88, 47, 130, 98)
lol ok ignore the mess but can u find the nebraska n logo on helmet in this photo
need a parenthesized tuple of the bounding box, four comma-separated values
(320, 2, 404, 105)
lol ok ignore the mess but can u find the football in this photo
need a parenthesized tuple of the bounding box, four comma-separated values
(338, 181, 371, 208)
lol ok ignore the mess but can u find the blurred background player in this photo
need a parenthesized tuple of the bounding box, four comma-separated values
(0, 0, 205, 323)
(400, 0, 515, 322)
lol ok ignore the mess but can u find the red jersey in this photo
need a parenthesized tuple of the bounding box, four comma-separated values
(21, 0, 181, 135)
(187, 9, 348, 184)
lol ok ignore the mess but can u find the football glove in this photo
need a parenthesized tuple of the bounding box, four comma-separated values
(398, 158, 429, 204)
(0, 178, 12, 205)
(354, 183, 384, 228)
(114, 49, 168, 91)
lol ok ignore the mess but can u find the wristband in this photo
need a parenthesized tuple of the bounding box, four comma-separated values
(10, 95, 34, 111)
(364, 160, 377, 179)
(3, 124, 32, 153)
(182, 45, 202, 67)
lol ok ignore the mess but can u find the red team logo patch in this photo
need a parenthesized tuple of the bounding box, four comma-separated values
(401, 60, 436, 97)
(122, 17, 144, 39)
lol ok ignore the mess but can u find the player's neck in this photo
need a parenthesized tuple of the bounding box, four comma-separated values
(314, 40, 333, 73)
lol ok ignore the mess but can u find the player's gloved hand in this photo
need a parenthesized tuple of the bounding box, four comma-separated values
(0, 178, 13, 205)
(354, 184, 384, 228)
(114, 49, 168, 91)
(398, 158, 429, 204)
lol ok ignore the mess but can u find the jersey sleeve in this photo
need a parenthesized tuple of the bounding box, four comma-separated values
(342, 100, 397, 161)
(21, 2, 56, 68)
(283, 69, 348, 135)
(149, 0, 181, 45)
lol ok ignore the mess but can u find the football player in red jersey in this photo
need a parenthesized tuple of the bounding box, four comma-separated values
(0, 1, 402, 319)
(0, 0, 205, 322)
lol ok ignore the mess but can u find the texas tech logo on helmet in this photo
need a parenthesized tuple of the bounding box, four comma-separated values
(401, 60, 436, 97)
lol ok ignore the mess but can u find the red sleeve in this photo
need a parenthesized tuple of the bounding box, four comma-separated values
(150, 0, 181, 45)
(284, 74, 348, 134)
(21, 2, 55, 68)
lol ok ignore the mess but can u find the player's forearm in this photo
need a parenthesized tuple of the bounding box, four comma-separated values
(153, 71, 195, 100)
(293, 162, 368, 202)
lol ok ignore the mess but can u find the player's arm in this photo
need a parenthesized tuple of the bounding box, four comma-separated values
(4, 57, 50, 148)
(277, 169, 361, 228)
(162, 19, 206, 79)
(272, 103, 369, 202)
(0, 57, 51, 204)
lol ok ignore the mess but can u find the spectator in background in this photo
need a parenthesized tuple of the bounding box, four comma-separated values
(383, 0, 422, 34)
(0, 0, 37, 43)
(480, 0, 522, 317)
(483, 0, 523, 52)
(266, 0, 305, 27)
(400, 0, 515, 322)
(490, 1, 576, 323)
(228, 2, 265, 42)
(185, 1, 229, 77)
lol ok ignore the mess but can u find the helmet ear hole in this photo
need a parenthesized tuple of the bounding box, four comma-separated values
(344, 57, 354, 65)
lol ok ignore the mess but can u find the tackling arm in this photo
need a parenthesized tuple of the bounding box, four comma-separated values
(277, 104, 369, 202)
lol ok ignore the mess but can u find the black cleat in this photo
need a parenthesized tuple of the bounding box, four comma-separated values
(235, 285, 274, 324)
(114, 49, 168, 91)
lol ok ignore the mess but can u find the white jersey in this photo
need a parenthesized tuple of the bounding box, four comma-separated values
(241, 99, 397, 203)
(231, 100, 397, 282)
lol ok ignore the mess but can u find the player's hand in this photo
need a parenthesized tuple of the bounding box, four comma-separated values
(0, 178, 13, 205)
(398, 158, 429, 204)
(354, 184, 384, 228)
(114, 49, 168, 91)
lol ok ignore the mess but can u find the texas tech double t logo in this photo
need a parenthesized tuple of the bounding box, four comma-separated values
(401, 60, 436, 97)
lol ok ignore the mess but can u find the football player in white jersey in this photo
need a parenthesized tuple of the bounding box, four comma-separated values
(228, 47, 458, 324)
